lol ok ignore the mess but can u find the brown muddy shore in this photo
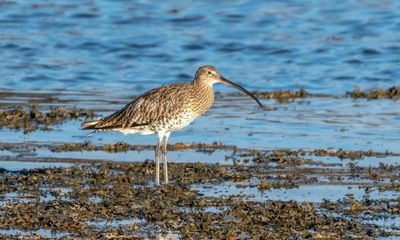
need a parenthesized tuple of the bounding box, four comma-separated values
(0, 94, 399, 239)
(0, 161, 395, 239)
(1, 143, 399, 239)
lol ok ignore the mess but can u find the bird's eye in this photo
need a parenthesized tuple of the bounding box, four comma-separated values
(207, 71, 212, 75)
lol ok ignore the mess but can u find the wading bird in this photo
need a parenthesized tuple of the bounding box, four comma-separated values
(82, 65, 262, 185)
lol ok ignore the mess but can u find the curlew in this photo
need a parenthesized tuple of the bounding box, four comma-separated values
(82, 65, 262, 186)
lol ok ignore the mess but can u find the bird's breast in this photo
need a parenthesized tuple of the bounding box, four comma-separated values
(190, 86, 215, 116)
(152, 109, 199, 132)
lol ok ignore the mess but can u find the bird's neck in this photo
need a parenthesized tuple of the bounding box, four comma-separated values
(192, 77, 214, 93)
(191, 79, 215, 115)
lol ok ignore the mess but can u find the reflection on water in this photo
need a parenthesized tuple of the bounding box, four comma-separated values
(194, 181, 398, 202)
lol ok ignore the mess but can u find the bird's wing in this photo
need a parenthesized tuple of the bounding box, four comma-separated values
(88, 83, 190, 130)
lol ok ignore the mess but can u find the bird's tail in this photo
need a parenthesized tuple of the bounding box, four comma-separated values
(81, 119, 101, 130)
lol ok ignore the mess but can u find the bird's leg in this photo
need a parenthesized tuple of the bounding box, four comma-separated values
(155, 136, 161, 186)
(161, 132, 170, 184)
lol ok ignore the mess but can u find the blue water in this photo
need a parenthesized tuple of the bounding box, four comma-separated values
(0, 1, 399, 151)
(0, 0, 399, 95)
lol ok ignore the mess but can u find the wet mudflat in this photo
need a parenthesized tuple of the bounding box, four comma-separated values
(0, 95, 399, 239)
(1, 148, 399, 239)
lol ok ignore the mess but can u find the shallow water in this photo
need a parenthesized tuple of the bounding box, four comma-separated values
(0, 160, 72, 171)
(194, 181, 398, 202)
(1, 96, 399, 152)
(17, 147, 231, 164)
(0, 0, 399, 95)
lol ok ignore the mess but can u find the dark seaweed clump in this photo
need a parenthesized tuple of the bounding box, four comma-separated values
(51, 141, 229, 153)
(346, 86, 400, 99)
(0, 163, 382, 239)
(0, 103, 94, 133)
(255, 88, 308, 103)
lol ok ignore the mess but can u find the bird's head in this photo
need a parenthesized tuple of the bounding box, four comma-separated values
(194, 65, 263, 107)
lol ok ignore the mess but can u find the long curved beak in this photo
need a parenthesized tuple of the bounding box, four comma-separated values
(219, 76, 263, 107)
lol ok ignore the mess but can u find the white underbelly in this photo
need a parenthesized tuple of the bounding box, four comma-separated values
(114, 111, 199, 135)
(116, 128, 155, 136)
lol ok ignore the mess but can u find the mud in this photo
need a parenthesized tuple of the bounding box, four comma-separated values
(0, 99, 399, 239)
(0, 162, 388, 239)
(1, 140, 399, 239)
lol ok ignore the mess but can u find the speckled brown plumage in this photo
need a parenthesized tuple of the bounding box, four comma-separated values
(83, 81, 213, 133)
(82, 65, 262, 186)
